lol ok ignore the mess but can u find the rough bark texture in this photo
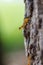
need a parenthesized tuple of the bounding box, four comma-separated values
(24, 0, 43, 65)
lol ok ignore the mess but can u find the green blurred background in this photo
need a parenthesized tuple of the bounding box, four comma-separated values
(0, 0, 25, 52)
